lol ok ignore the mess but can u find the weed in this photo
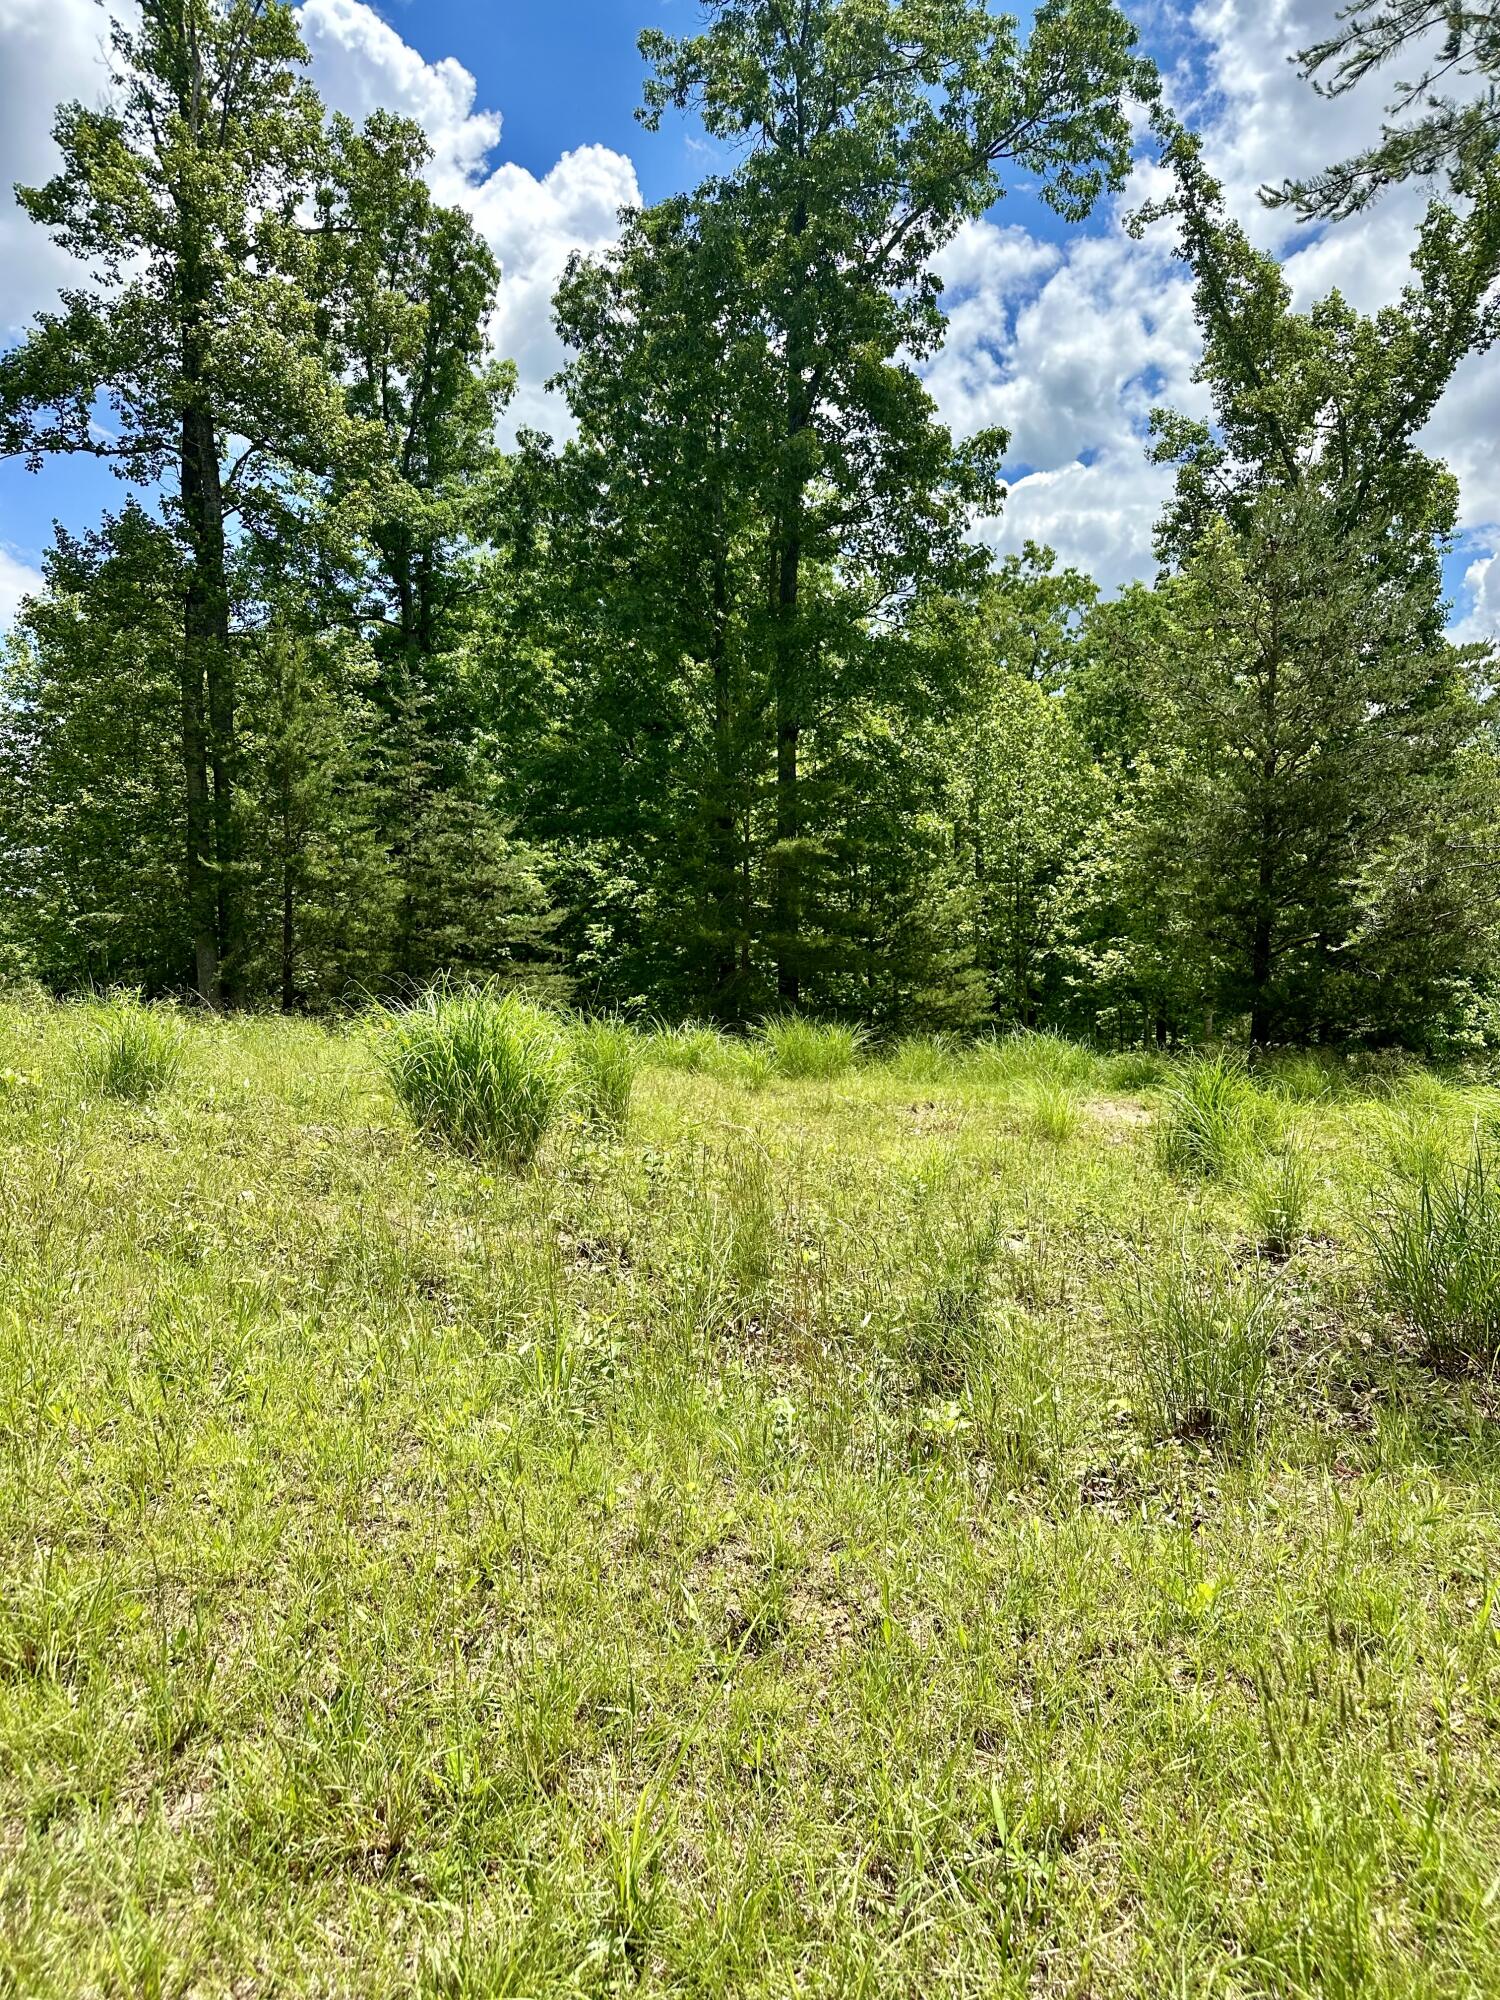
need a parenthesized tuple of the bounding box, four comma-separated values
(377, 986, 571, 1168)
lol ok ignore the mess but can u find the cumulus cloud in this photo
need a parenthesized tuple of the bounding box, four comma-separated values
(0, 0, 116, 334)
(915, 0, 1500, 602)
(0, 543, 42, 630)
(1451, 550, 1500, 646)
(299, 0, 639, 440)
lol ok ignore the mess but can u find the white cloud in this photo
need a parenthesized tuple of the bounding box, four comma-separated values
(0, 544, 42, 629)
(0, 0, 116, 334)
(1452, 550, 1500, 646)
(299, 0, 501, 183)
(298, 0, 639, 440)
(917, 0, 1500, 587)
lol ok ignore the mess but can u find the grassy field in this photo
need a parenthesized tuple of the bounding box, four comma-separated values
(3, 998, 1500, 1997)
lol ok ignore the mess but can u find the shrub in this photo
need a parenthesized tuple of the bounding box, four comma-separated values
(1156, 1051, 1273, 1181)
(758, 1014, 865, 1080)
(1126, 1242, 1279, 1451)
(1366, 1139, 1500, 1365)
(569, 1016, 639, 1134)
(77, 997, 184, 1102)
(379, 987, 571, 1169)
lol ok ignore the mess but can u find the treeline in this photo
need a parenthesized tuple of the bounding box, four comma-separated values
(3, 0, 1500, 1049)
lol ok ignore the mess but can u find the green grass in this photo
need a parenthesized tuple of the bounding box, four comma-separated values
(75, 993, 185, 1101)
(377, 985, 573, 1167)
(757, 1012, 867, 1080)
(2, 998, 1500, 1995)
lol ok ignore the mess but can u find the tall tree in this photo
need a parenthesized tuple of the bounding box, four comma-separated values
(1110, 134, 1500, 1043)
(0, 0, 347, 1001)
(634, 0, 1151, 1003)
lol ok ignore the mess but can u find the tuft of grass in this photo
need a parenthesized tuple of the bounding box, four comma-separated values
(643, 1019, 730, 1073)
(1100, 1048, 1171, 1093)
(1156, 1050, 1273, 1181)
(1255, 1048, 1343, 1104)
(881, 1034, 961, 1085)
(1243, 1140, 1315, 1258)
(758, 1013, 865, 1080)
(1025, 1078, 1080, 1143)
(1366, 1137, 1500, 1365)
(378, 986, 572, 1169)
(76, 995, 184, 1102)
(1126, 1240, 1280, 1452)
(568, 1016, 639, 1134)
(968, 1029, 1098, 1090)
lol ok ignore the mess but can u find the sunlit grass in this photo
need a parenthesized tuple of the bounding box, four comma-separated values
(1, 1003, 1498, 1995)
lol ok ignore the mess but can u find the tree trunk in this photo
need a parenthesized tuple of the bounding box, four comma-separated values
(774, 528, 801, 1008)
(180, 347, 234, 1003)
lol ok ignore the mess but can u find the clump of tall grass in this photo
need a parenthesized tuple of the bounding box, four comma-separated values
(968, 1030, 1098, 1091)
(758, 1014, 866, 1081)
(1156, 1051, 1274, 1180)
(1126, 1241, 1280, 1451)
(378, 987, 572, 1169)
(1025, 1079, 1080, 1144)
(1242, 1141, 1314, 1258)
(1100, 1048, 1171, 1093)
(882, 1033, 962, 1085)
(77, 996, 184, 1102)
(568, 1016, 639, 1134)
(643, 1020, 730, 1074)
(1366, 1138, 1500, 1366)
(1255, 1048, 1343, 1105)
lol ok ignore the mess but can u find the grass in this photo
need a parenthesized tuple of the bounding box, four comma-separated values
(76, 992, 185, 1101)
(1156, 1048, 1275, 1180)
(1367, 1134, 1500, 1365)
(2, 998, 1500, 1994)
(377, 985, 573, 1167)
(757, 1012, 866, 1080)
(569, 1014, 640, 1134)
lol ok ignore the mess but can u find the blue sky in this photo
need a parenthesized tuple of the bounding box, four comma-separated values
(2, 0, 1497, 635)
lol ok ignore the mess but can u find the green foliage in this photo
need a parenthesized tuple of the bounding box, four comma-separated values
(1025, 1079, 1081, 1144)
(567, 1016, 639, 1135)
(758, 1015, 866, 1080)
(76, 997, 184, 1103)
(1367, 1137, 1500, 1363)
(378, 988, 572, 1168)
(968, 1029, 1099, 1091)
(1127, 1241, 1280, 1450)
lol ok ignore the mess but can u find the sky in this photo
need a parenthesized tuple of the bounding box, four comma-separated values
(1, 0, 1498, 641)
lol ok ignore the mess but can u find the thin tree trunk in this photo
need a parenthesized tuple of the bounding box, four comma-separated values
(181, 348, 234, 1002)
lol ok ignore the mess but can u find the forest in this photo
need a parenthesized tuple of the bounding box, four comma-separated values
(3, 0, 1497, 1050)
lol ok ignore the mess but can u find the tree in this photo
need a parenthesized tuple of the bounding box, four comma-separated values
(0, 0, 349, 1001)
(1107, 136, 1500, 1043)
(1270, 1, 1500, 218)
(633, 0, 1151, 1004)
